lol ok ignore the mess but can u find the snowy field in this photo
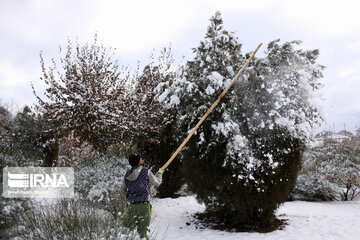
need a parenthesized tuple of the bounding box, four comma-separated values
(149, 196, 360, 240)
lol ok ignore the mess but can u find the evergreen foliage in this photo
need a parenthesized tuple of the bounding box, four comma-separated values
(163, 12, 324, 226)
(0, 104, 12, 155)
(0, 106, 58, 167)
(0, 104, 11, 134)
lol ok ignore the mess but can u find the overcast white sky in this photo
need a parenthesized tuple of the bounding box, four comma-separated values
(0, 0, 359, 133)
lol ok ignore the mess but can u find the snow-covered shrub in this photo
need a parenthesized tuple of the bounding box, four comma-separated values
(12, 198, 144, 240)
(75, 154, 128, 217)
(32, 35, 130, 152)
(33, 35, 175, 153)
(163, 12, 324, 227)
(291, 149, 338, 201)
(0, 106, 58, 167)
(0, 198, 31, 238)
(294, 137, 360, 201)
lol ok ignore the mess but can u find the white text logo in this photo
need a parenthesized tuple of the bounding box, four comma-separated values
(3, 167, 74, 198)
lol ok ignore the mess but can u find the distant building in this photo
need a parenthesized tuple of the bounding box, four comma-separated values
(313, 130, 353, 146)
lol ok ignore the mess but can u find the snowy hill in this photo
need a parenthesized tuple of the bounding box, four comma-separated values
(150, 196, 360, 240)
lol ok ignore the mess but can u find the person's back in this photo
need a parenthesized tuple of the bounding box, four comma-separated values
(125, 165, 150, 203)
(120, 154, 164, 239)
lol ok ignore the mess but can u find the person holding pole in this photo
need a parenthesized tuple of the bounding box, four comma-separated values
(119, 43, 261, 239)
(120, 154, 164, 239)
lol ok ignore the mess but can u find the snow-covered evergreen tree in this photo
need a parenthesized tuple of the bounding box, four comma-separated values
(0, 104, 11, 134)
(0, 104, 12, 152)
(0, 106, 58, 166)
(166, 11, 243, 153)
(164, 11, 248, 224)
(229, 39, 325, 193)
(169, 12, 243, 144)
(227, 40, 324, 225)
(235, 39, 324, 139)
(163, 12, 325, 227)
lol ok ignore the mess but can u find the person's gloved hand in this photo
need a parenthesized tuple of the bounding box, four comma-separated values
(158, 168, 165, 175)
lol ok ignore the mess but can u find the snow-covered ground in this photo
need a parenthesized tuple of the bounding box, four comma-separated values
(150, 196, 360, 240)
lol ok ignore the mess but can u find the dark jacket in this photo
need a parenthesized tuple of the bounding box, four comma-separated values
(120, 165, 162, 203)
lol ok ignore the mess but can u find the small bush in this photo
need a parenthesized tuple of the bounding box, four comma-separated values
(12, 198, 142, 240)
(75, 154, 128, 217)
(293, 137, 360, 201)
(0, 198, 31, 238)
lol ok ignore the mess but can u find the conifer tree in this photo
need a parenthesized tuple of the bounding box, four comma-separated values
(227, 40, 323, 226)
(170, 11, 244, 151)
(1, 106, 58, 166)
(165, 12, 324, 228)
(0, 104, 11, 134)
(164, 10, 246, 221)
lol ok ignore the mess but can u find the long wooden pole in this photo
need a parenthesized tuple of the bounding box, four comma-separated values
(160, 43, 262, 171)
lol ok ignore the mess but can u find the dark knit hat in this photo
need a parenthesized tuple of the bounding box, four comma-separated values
(128, 154, 141, 167)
